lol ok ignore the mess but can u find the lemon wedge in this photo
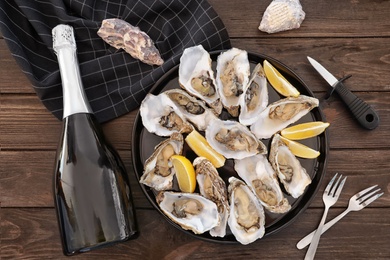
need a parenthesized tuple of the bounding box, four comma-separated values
(263, 60, 300, 97)
(170, 155, 196, 193)
(185, 130, 226, 168)
(280, 136, 320, 159)
(281, 121, 330, 140)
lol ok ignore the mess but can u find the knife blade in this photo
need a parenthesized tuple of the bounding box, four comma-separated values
(307, 56, 379, 130)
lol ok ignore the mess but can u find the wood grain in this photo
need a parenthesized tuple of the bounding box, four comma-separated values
(1, 0, 390, 258)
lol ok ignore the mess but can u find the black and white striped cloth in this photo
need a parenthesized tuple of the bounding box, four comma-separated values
(0, 0, 231, 122)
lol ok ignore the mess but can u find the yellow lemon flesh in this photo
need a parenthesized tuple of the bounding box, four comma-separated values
(185, 130, 226, 168)
(280, 136, 320, 159)
(263, 60, 300, 97)
(281, 121, 330, 140)
(170, 155, 196, 193)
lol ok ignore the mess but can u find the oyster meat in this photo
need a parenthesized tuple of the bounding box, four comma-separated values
(140, 93, 193, 137)
(156, 191, 220, 234)
(205, 119, 267, 160)
(234, 154, 291, 213)
(239, 63, 268, 125)
(163, 89, 218, 131)
(179, 45, 222, 114)
(216, 48, 250, 117)
(250, 95, 319, 139)
(269, 134, 311, 198)
(227, 177, 265, 245)
(193, 157, 229, 237)
(140, 133, 184, 191)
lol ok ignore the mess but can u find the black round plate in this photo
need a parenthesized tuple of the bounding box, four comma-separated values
(132, 51, 329, 243)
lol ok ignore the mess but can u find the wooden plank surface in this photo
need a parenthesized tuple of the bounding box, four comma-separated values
(1, 0, 390, 259)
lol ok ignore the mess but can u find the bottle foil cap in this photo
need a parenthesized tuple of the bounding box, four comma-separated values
(52, 24, 76, 53)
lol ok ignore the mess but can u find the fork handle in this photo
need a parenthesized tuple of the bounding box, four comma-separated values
(297, 209, 350, 249)
(304, 207, 330, 260)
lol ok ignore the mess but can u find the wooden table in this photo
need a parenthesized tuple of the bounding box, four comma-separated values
(1, 0, 390, 259)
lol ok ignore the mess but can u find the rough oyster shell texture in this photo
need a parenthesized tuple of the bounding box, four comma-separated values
(259, 0, 306, 34)
(98, 18, 164, 65)
(138, 46, 324, 245)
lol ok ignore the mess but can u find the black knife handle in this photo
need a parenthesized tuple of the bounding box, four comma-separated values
(334, 81, 380, 129)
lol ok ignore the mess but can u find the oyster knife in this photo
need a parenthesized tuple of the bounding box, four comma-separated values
(307, 56, 379, 130)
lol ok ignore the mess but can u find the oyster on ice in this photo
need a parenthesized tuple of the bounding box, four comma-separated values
(250, 95, 319, 139)
(179, 45, 222, 114)
(140, 133, 184, 191)
(239, 63, 268, 125)
(216, 48, 250, 117)
(193, 157, 229, 237)
(269, 134, 311, 198)
(140, 93, 193, 137)
(205, 119, 267, 160)
(234, 154, 291, 214)
(156, 191, 220, 234)
(164, 89, 218, 131)
(227, 177, 265, 245)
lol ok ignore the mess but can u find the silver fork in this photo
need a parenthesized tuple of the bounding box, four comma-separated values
(304, 173, 347, 260)
(297, 185, 383, 249)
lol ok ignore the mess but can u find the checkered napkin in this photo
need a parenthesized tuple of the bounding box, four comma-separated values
(0, 0, 231, 123)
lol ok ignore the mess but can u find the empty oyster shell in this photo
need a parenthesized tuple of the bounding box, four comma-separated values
(269, 134, 311, 198)
(156, 191, 220, 234)
(258, 0, 306, 34)
(98, 18, 163, 65)
(205, 119, 267, 160)
(179, 45, 223, 114)
(163, 89, 218, 131)
(193, 157, 229, 237)
(216, 48, 250, 117)
(238, 63, 268, 125)
(234, 154, 291, 214)
(140, 93, 193, 137)
(250, 95, 319, 139)
(227, 177, 265, 245)
(140, 133, 184, 191)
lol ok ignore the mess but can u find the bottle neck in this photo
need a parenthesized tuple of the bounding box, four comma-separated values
(55, 39, 92, 119)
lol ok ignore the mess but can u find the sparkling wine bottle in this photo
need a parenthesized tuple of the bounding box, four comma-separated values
(52, 24, 138, 256)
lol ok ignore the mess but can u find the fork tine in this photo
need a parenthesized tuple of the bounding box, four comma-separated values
(330, 174, 343, 196)
(333, 176, 347, 198)
(325, 173, 338, 195)
(352, 185, 378, 200)
(358, 188, 382, 203)
(360, 192, 384, 207)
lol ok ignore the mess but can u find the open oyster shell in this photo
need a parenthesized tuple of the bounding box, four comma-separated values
(140, 93, 193, 137)
(238, 63, 268, 125)
(205, 119, 267, 160)
(234, 154, 291, 214)
(227, 177, 265, 245)
(179, 45, 223, 114)
(269, 134, 311, 198)
(140, 133, 184, 191)
(164, 89, 218, 131)
(216, 48, 250, 117)
(156, 191, 220, 234)
(194, 157, 229, 237)
(250, 95, 319, 139)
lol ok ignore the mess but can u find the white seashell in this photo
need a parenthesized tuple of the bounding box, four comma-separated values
(216, 48, 250, 117)
(227, 177, 265, 245)
(194, 157, 229, 237)
(269, 134, 311, 198)
(156, 191, 220, 234)
(234, 154, 291, 214)
(259, 0, 306, 34)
